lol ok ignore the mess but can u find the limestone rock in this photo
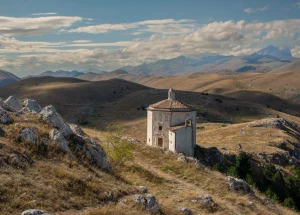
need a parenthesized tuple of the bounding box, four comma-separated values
(194, 194, 216, 210)
(85, 138, 109, 170)
(177, 207, 192, 215)
(4, 95, 22, 111)
(20, 127, 38, 145)
(227, 176, 254, 194)
(49, 129, 70, 153)
(21, 209, 50, 215)
(23, 99, 42, 113)
(133, 194, 160, 214)
(40, 106, 73, 137)
(0, 108, 13, 124)
(0, 98, 14, 112)
(70, 124, 85, 136)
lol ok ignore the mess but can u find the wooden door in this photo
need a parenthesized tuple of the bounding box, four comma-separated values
(158, 138, 163, 147)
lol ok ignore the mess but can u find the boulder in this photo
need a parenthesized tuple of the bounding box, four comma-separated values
(40, 106, 73, 137)
(0, 98, 14, 112)
(4, 95, 22, 111)
(23, 99, 42, 113)
(70, 124, 85, 136)
(19, 127, 38, 145)
(85, 138, 109, 170)
(193, 194, 216, 210)
(133, 194, 160, 214)
(21, 209, 50, 215)
(177, 207, 192, 215)
(49, 129, 71, 153)
(227, 176, 254, 194)
(0, 108, 13, 124)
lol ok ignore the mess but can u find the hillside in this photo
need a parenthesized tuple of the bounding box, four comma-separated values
(0, 70, 20, 87)
(1, 95, 300, 214)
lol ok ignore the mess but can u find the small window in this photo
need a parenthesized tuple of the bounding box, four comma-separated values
(159, 126, 162, 130)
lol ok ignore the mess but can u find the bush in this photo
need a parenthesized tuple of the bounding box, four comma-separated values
(235, 152, 251, 179)
(227, 166, 239, 178)
(283, 197, 296, 209)
(265, 188, 279, 202)
(104, 124, 135, 165)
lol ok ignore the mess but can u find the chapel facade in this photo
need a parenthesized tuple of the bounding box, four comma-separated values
(147, 88, 197, 156)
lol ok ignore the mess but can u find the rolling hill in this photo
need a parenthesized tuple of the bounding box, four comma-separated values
(0, 69, 20, 87)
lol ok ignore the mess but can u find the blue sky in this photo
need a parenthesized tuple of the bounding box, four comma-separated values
(0, 0, 299, 76)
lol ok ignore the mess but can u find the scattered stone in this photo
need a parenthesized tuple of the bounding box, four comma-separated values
(178, 156, 187, 162)
(133, 194, 160, 213)
(70, 124, 85, 136)
(4, 95, 22, 111)
(236, 144, 242, 150)
(249, 118, 296, 130)
(19, 127, 38, 145)
(0, 108, 13, 124)
(105, 191, 114, 201)
(227, 176, 254, 194)
(263, 197, 275, 205)
(177, 207, 192, 215)
(40, 106, 73, 137)
(178, 155, 205, 169)
(21, 209, 50, 215)
(193, 194, 216, 210)
(23, 99, 42, 113)
(49, 129, 71, 153)
(137, 185, 148, 193)
(7, 153, 29, 168)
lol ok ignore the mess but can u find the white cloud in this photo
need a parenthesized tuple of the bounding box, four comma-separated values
(1, 19, 300, 76)
(0, 16, 83, 36)
(72, 40, 92, 43)
(244, 8, 255, 13)
(31, 12, 57, 16)
(244, 5, 268, 13)
(68, 19, 196, 34)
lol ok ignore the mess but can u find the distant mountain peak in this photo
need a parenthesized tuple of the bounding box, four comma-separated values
(255, 45, 292, 58)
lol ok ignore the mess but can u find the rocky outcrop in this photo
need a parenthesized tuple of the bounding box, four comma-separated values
(0, 98, 14, 112)
(249, 118, 296, 130)
(85, 138, 109, 170)
(227, 176, 254, 194)
(21, 209, 50, 215)
(23, 99, 42, 113)
(40, 106, 73, 137)
(133, 194, 160, 214)
(49, 129, 70, 153)
(4, 95, 22, 111)
(70, 124, 85, 136)
(19, 127, 38, 145)
(0, 108, 13, 124)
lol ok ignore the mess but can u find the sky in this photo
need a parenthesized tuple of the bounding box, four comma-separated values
(0, 0, 300, 76)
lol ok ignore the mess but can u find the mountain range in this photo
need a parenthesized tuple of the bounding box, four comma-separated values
(120, 45, 297, 76)
(0, 45, 299, 87)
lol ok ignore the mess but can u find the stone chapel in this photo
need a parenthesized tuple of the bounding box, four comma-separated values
(147, 88, 197, 156)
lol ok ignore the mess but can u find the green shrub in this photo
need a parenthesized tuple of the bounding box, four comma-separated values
(283, 197, 296, 209)
(265, 188, 279, 202)
(227, 166, 239, 178)
(104, 124, 135, 165)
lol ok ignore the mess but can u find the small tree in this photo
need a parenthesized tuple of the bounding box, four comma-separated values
(104, 124, 135, 165)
